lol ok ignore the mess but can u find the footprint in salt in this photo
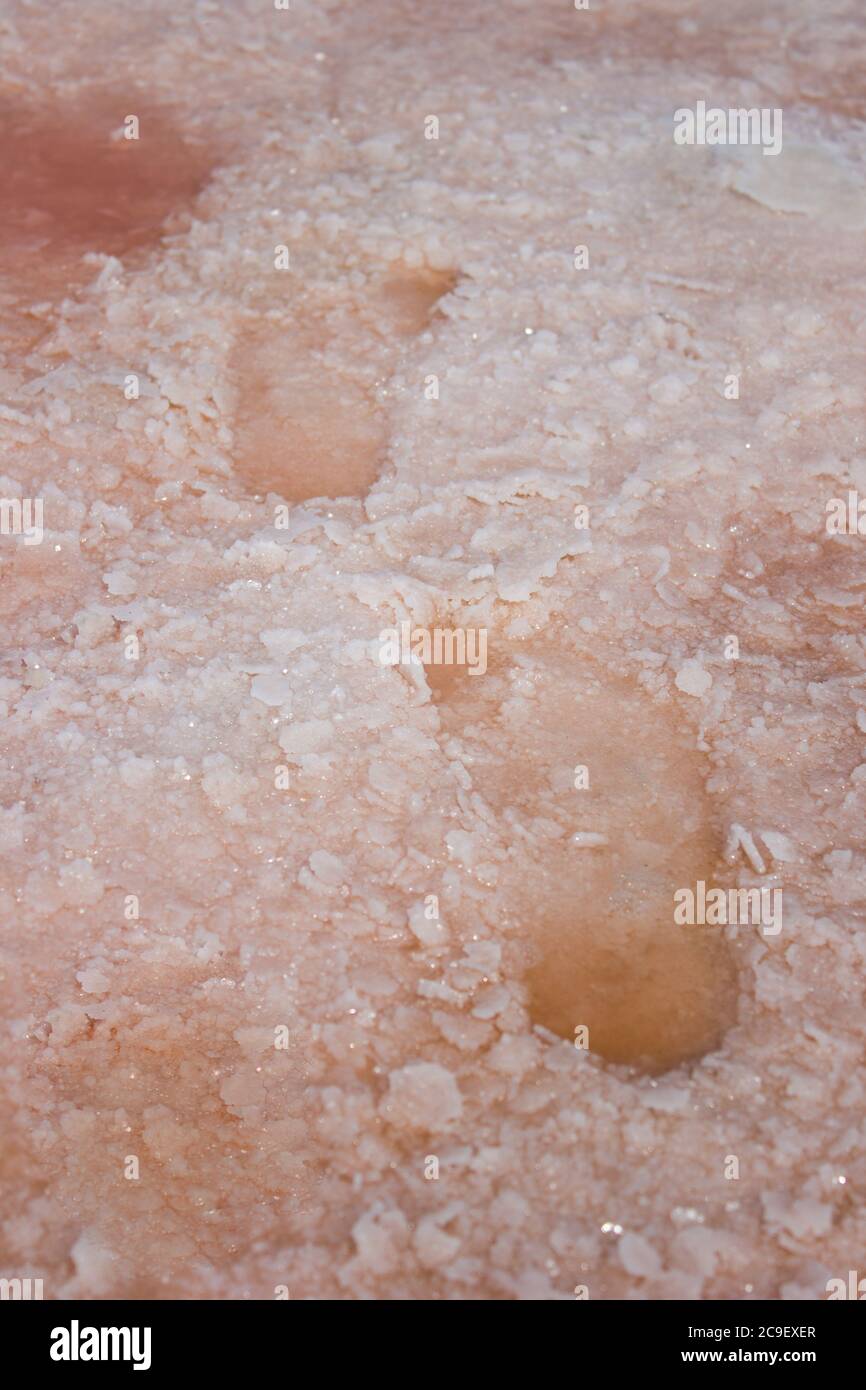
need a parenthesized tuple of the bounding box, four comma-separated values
(0, 90, 215, 348)
(229, 267, 457, 502)
(0, 90, 218, 608)
(428, 637, 738, 1074)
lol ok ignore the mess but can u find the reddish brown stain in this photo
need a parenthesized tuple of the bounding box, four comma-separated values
(230, 321, 387, 503)
(429, 641, 738, 1074)
(373, 267, 458, 338)
(230, 267, 458, 503)
(0, 92, 214, 321)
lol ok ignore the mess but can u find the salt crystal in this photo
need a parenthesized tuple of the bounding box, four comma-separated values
(674, 661, 713, 697)
(381, 1063, 463, 1130)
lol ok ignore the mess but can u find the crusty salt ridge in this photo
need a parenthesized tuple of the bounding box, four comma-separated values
(1, 0, 864, 1299)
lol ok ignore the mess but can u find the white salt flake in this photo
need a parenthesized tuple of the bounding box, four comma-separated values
(674, 661, 713, 697)
(103, 569, 137, 597)
(408, 899, 448, 947)
(307, 850, 345, 886)
(725, 822, 767, 874)
(76, 968, 109, 994)
(250, 672, 293, 706)
(278, 719, 333, 756)
(380, 1062, 463, 1130)
(70, 1230, 118, 1294)
(572, 831, 608, 848)
(413, 1212, 462, 1268)
(760, 830, 797, 863)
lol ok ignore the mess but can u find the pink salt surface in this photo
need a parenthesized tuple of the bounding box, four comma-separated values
(1, 0, 865, 1300)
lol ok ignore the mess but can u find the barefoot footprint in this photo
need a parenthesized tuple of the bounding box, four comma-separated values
(229, 268, 457, 502)
(0, 91, 214, 350)
(428, 636, 738, 1074)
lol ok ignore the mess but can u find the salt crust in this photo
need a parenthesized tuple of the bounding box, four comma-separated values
(1, 0, 865, 1299)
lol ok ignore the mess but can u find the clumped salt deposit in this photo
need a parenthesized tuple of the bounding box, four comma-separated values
(1, 0, 865, 1299)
